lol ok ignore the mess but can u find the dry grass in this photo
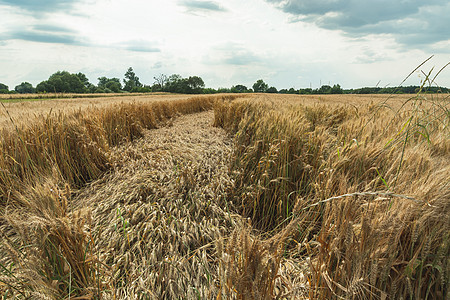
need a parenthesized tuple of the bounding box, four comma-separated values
(0, 91, 448, 299)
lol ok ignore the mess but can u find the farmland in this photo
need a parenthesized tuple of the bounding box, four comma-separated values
(0, 94, 194, 128)
(0, 93, 416, 128)
(0, 93, 448, 299)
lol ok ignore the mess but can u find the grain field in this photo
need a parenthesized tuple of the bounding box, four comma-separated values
(0, 93, 448, 299)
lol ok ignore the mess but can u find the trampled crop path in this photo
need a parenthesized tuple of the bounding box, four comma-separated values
(74, 111, 243, 298)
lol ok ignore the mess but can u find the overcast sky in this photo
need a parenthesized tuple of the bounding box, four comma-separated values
(0, 0, 449, 90)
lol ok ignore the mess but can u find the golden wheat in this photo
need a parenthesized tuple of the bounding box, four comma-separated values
(213, 92, 448, 299)
(0, 92, 448, 299)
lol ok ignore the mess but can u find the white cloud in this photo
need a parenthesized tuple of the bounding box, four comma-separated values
(0, 0, 449, 89)
(178, 0, 227, 12)
(266, 0, 450, 49)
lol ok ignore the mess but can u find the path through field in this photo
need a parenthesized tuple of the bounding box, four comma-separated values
(74, 110, 242, 298)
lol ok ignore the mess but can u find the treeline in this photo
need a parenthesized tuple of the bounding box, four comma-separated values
(216, 82, 449, 95)
(0, 68, 205, 95)
(1, 70, 448, 95)
(345, 86, 449, 94)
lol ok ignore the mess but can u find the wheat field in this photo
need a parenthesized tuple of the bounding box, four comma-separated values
(0, 93, 448, 299)
(0, 94, 198, 128)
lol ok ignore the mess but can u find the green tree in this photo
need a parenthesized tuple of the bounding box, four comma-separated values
(151, 83, 162, 92)
(165, 74, 186, 93)
(15, 82, 35, 94)
(318, 85, 332, 94)
(98, 77, 122, 93)
(164, 74, 183, 93)
(107, 81, 122, 93)
(36, 81, 51, 93)
(203, 88, 218, 94)
(330, 84, 343, 94)
(252, 79, 268, 93)
(230, 84, 249, 93)
(153, 74, 168, 91)
(140, 85, 153, 93)
(186, 76, 205, 94)
(76, 73, 93, 90)
(266, 86, 278, 93)
(217, 87, 231, 93)
(123, 67, 142, 92)
(299, 88, 312, 94)
(97, 77, 109, 87)
(36, 71, 86, 93)
(163, 74, 205, 94)
(0, 83, 8, 93)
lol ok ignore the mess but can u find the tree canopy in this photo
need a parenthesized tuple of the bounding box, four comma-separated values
(266, 86, 278, 93)
(6, 68, 450, 96)
(97, 77, 122, 93)
(123, 67, 143, 92)
(163, 74, 205, 94)
(0, 83, 8, 94)
(252, 79, 268, 93)
(15, 82, 35, 94)
(186, 76, 205, 94)
(153, 74, 168, 91)
(230, 85, 250, 93)
(36, 71, 87, 93)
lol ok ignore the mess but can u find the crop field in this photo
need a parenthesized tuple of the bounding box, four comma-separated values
(0, 92, 165, 100)
(0, 94, 197, 128)
(0, 93, 448, 299)
(0, 93, 419, 129)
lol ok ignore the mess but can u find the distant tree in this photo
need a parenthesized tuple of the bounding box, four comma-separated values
(138, 85, 152, 93)
(318, 85, 332, 94)
(36, 81, 52, 93)
(123, 67, 143, 92)
(75, 73, 93, 90)
(15, 82, 35, 94)
(354, 87, 381, 94)
(164, 74, 205, 94)
(98, 77, 122, 93)
(164, 74, 184, 93)
(107, 81, 122, 93)
(153, 74, 168, 91)
(330, 84, 343, 94)
(217, 87, 231, 93)
(203, 88, 218, 94)
(266, 86, 278, 93)
(252, 79, 268, 93)
(151, 83, 162, 91)
(231, 84, 249, 93)
(299, 88, 312, 94)
(0, 83, 9, 93)
(279, 88, 297, 94)
(186, 76, 205, 94)
(36, 71, 86, 93)
(97, 77, 109, 87)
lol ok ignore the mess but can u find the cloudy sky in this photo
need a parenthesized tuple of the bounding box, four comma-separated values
(0, 0, 449, 90)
